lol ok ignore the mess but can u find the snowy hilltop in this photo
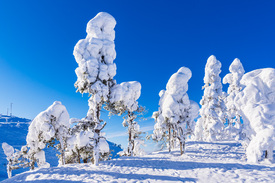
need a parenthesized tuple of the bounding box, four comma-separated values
(2, 141, 275, 182)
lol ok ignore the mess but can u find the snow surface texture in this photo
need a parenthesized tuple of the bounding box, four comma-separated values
(2, 141, 275, 182)
(153, 67, 199, 152)
(26, 101, 70, 167)
(222, 58, 245, 140)
(235, 68, 275, 163)
(195, 55, 226, 141)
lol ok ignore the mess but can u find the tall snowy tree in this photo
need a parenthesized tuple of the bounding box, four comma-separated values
(235, 68, 275, 163)
(195, 55, 226, 141)
(152, 67, 199, 154)
(108, 81, 144, 156)
(73, 12, 117, 165)
(222, 58, 245, 140)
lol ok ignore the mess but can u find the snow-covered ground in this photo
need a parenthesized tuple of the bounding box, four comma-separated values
(2, 141, 274, 182)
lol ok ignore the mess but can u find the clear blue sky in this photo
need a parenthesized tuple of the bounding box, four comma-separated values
(0, 0, 275, 147)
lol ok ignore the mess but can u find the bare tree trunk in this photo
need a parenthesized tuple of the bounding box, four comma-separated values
(168, 124, 171, 152)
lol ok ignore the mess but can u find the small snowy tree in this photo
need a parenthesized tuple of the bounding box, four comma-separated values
(196, 55, 226, 141)
(73, 12, 117, 165)
(108, 81, 144, 156)
(26, 101, 70, 168)
(223, 58, 245, 140)
(235, 68, 275, 163)
(152, 67, 199, 154)
(2, 143, 29, 178)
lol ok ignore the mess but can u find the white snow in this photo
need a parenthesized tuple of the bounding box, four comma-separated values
(2, 141, 275, 182)
(235, 68, 275, 163)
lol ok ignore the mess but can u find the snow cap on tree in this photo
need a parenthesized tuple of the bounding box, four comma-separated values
(110, 81, 141, 112)
(223, 58, 245, 86)
(235, 68, 275, 163)
(203, 55, 222, 85)
(86, 12, 116, 41)
(74, 12, 117, 97)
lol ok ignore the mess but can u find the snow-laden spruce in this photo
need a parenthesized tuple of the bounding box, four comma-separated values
(152, 67, 199, 155)
(73, 12, 117, 165)
(194, 55, 226, 141)
(222, 58, 245, 140)
(235, 68, 275, 163)
(27, 101, 70, 167)
(109, 81, 144, 156)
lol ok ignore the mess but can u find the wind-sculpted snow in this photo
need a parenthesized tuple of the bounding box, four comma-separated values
(235, 68, 275, 163)
(2, 141, 275, 182)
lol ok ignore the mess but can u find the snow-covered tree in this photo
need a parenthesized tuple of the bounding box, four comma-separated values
(2, 143, 29, 178)
(196, 55, 226, 141)
(235, 68, 275, 163)
(73, 12, 117, 165)
(223, 58, 245, 140)
(152, 67, 199, 154)
(26, 101, 70, 168)
(108, 81, 144, 156)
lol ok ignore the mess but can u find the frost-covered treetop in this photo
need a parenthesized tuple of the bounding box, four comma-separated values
(203, 55, 221, 85)
(166, 67, 192, 97)
(73, 12, 117, 95)
(86, 12, 116, 41)
(26, 101, 70, 150)
(110, 81, 141, 112)
(159, 67, 192, 122)
(223, 58, 245, 86)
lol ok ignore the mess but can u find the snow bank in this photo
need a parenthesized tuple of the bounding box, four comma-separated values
(235, 68, 275, 162)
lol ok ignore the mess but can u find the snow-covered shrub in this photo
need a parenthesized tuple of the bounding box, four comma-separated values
(73, 12, 117, 165)
(235, 68, 275, 163)
(108, 81, 144, 156)
(2, 143, 29, 178)
(152, 67, 199, 154)
(195, 55, 226, 141)
(65, 118, 109, 164)
(223, 58, 245, 140)
(26, 101, 70, 168)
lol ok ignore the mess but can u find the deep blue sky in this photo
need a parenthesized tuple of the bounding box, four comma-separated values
(0, 0, 274, 147)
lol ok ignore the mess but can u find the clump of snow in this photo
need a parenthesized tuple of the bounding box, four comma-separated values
(110, 81, 141, 113)
(195, 55, 226, 141)
(223, 58, 245, 140)
(2, 143, 14, 159)
(235, 68, 275, 163)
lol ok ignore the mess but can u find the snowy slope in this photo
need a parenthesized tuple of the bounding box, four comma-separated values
(0, 120, 122, 181)
(2, 141, 274, 182)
